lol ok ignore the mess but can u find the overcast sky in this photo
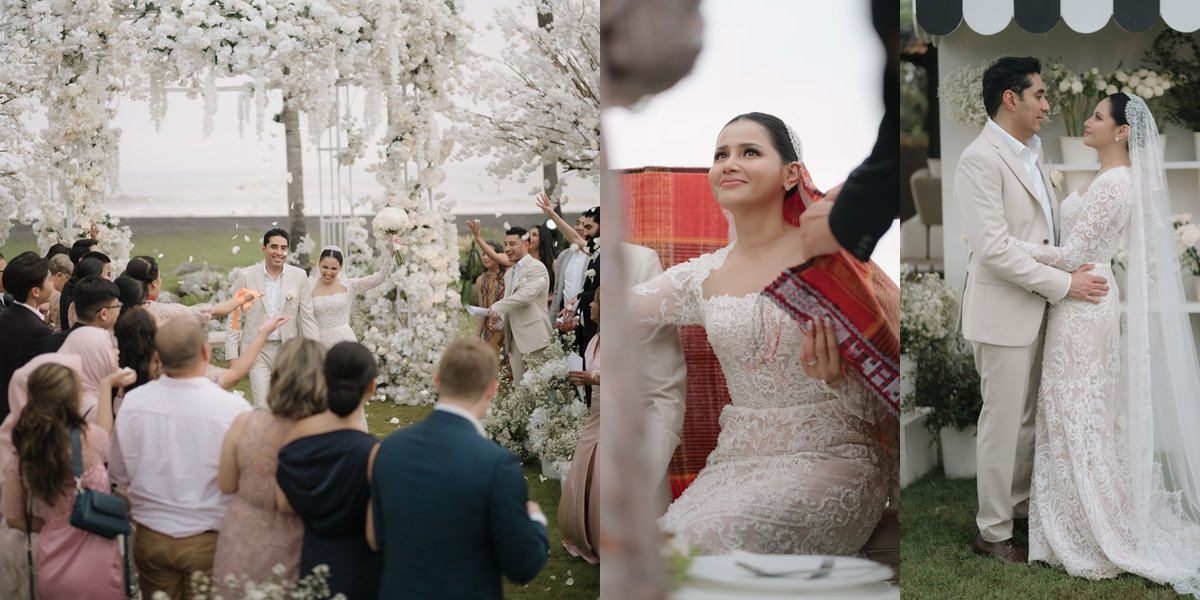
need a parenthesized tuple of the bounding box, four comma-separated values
(603, 0, 899, 281)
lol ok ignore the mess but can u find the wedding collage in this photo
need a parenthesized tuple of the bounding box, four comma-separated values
(1, 0, 1200, 599)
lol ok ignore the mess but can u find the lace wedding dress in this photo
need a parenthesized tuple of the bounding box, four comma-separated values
(1013, 166, 1200, 593)
(630, 244, 895, 555)
(312, 268, 390, 348)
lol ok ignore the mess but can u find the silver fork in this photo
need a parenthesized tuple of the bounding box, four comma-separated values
(735, 556, 838, 579)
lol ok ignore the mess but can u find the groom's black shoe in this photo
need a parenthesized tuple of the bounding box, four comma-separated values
(972, 534, 1028, 564)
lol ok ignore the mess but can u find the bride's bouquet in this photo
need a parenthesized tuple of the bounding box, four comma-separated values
(371, 206, 409, 266)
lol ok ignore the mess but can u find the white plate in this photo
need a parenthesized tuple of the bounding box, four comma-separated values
(687, 553, 893, 592)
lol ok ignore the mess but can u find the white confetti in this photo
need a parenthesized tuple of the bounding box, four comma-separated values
(549, 575, 556, 581)
(188, 256, 193, 262)
(566, 578, 574, 586)
(243, 235, 250, 242)
(389, 417, 400, 424)
(235, 223, 239, 229)
(232, 246, 241, 255)
(232, 235, 238, 239)
(271, 221, 278, 226)
(157, 253, 164, 258)
(502, 221, 511, 230)
(494, 212, 502, 218)
(537, 474, 547, 483)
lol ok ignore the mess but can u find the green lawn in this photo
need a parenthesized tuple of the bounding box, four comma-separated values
(903, 469, 1178, 599)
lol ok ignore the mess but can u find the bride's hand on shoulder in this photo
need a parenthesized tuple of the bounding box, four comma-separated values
(800, 317, 844, 384)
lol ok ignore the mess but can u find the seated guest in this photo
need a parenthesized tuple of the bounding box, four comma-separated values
(109, 320, 250, 600)
(0, 252, 54, 423)
(369, 339, 548, 599)
(212, 338, 323, 594)
(277, 341, 382, 599)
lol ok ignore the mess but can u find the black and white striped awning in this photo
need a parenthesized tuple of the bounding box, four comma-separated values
(915, 0, 1200, 37)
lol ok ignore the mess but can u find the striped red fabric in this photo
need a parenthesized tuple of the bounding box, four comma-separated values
(621, 167, 730, 499)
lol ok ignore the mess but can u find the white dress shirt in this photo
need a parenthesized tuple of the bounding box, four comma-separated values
(561, 250, 589, 303)
(433, 403, 547, 527)
(109, 375, 250, 537)
(262, 264, 284, 341)
(987, 118, 1056, 245)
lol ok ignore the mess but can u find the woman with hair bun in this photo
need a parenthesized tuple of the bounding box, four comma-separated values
(275, 341, 382, 599)
(123, 255, 243, 327)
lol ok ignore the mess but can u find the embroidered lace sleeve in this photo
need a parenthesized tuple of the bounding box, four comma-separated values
(345, 256, 395, 294)
(1007, 171, 1132, 272)
(629, 248, 727, 327)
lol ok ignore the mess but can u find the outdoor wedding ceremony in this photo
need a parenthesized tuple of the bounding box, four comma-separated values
(0, 0, 601, 598)
(903, 0, 1200, 598)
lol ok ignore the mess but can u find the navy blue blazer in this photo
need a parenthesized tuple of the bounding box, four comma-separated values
(372, 409, 548, 599)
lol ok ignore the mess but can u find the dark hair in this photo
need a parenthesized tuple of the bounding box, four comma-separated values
(263, 228, 290, 247)
(72, 275, 120, 322)
(318, 248, 344, 266)
(80, 251, 111, 265)
(725, 112, 798, 163)
(2, 252, 48, 303)
(982, 56, 1042, 118)
(123, 256, 159, 287)
(44, 244, 70, 260)
(506, 226, 529, 239)
(324, 342, 378, 417)
(1105, 92, 1131, 127)
(114, 274, 147, 309)
(529, 224, 557, 292)
(582, 206, 599, 221)
(69, 239, 98, 265)
(13, 364, 84, 505)
(73, 257, 106, 282)
(115, 308, 157, 391)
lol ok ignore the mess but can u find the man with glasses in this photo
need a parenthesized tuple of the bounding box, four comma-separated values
(40, 275, 121, 353)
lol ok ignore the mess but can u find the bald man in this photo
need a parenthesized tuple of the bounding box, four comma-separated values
(109, 319, 250, 600)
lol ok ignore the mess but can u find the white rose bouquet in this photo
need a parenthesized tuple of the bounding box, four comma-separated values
(371, 206, 410, 265)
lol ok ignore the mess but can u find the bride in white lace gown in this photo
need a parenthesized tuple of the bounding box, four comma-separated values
(311, 242, 396, 348)
(629, 112, 896, 555)
(1010, 94, 1200, 594)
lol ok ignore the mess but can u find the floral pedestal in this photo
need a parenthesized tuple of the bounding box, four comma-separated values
(940, 425, 978, 479)
(541, 457, 562, 481)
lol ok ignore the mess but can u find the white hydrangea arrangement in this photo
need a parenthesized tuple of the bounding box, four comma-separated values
(1174, 213, 1200, 276)
(899, 265, 960, 351)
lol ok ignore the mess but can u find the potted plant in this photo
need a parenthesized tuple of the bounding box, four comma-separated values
(1145, 30, 1200, 159)
(900, 267, 982, 478)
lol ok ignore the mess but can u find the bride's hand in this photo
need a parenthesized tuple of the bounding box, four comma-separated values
(801, 317, 843, 384)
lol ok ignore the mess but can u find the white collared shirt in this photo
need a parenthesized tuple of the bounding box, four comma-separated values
(108, 375, 250, 537)
(562, 249, 589, 301)
(433, 402, 547, 526)
(18, 302, 43, 321)
(262, 264, 284, 341)
(987, 118, 1056, 245)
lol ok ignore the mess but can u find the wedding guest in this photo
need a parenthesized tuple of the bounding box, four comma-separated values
(68, 239, 98, 266)
(59, 257, 106, 331)
(212, 338, 323, 594)
(42, 275, 120, 353)
(560, 291, 602, 563)
(80, 251, 113, 280)
(369, 339, 548, 599)
(0, 252, 54, 422)
(276, 341, 382, 599)
(471, 221, 558, 300)
(472, 240, 506, 358)
(2, 363, 133, 600)
(545, 203, 598, 325)
(109, 319, 250, 600)
(488, 227, 553, 383)
(46, 254, 74, 333)
(124, 256, 243, 327)
(43, 244, 70, 261)
(59, 326, 119, 424)
(224, 229, 320, 409)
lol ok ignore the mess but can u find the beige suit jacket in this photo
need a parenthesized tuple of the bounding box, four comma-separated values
(491, 254, 553, 354)
(954, 126, 1072, 347)
(223, 262, 320, 359)
(623, 243, 687, 516)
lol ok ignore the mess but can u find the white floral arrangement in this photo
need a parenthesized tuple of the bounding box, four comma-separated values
(180, 266, 236, 304)
(1044, 61, 1102, 137)
(1174, 213, 1200, 276)
(164, 563, 344, 600)
(900, 265, 959, 350)
(939, 59, 1001, 128)
(1102, 67, 1174, 132)
(288, 233, 317, 267)
(486, 334, 587, 473)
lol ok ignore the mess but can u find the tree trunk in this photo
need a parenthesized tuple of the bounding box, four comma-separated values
(282, 98, 309, 269)
(537, 3, 562, 213)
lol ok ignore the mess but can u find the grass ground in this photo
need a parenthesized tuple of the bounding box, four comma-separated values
(903, 468, 1178, 599)
(1, 221, 598, 599)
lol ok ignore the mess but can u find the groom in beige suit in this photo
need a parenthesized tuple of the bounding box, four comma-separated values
(954, 57, 1108, 563)
(490, 226, 554, 384)
(224, 228, 319, 409)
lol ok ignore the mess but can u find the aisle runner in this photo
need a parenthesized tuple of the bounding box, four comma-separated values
(621, 167, 730, 499)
